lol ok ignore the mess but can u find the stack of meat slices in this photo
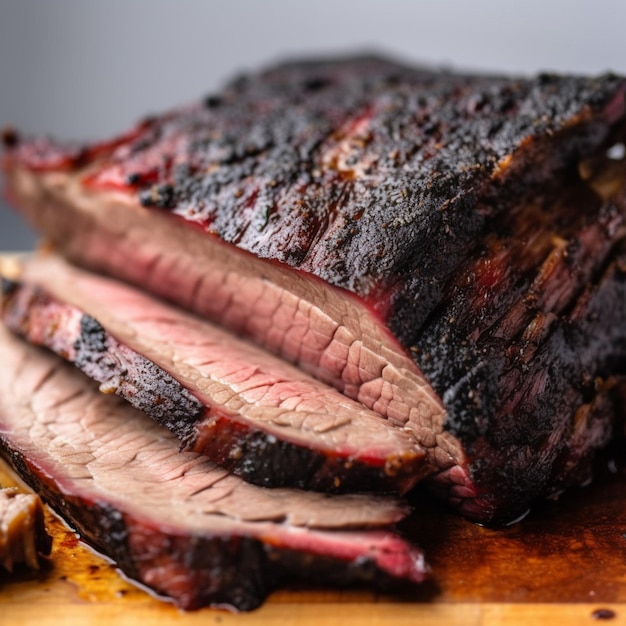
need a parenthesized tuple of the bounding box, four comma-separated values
(0, 323, 427, 610)
(1, 55, 626, 610)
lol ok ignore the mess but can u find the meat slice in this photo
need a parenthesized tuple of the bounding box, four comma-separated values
(3, 55, 626, 523)
(0, 324, 427, 610)
(0, 487, 51, 571)
(1, 255, 427, 494)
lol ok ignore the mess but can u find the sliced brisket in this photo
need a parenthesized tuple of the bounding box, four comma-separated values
(0, 324, 427, 610)
(3, 55, 626, 523)
(1, 255, 427, 494)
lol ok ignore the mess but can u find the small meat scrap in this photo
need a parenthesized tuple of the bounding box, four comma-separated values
(0, 487, 52, 571)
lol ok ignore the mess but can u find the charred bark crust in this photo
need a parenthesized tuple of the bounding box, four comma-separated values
(415, 181, 626, 523)
(7, 57, 624, 336)
(73, 314, 205, 445)
(195, 415, 421, 494)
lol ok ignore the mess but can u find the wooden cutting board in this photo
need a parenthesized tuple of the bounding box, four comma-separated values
(1, 255, 626, 626)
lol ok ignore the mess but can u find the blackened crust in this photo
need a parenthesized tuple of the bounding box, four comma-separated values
(194, 414, 421, 494)
(417, 182, 626, 523)
(73, 313, 205, 445)
(8, 57, 625, 343)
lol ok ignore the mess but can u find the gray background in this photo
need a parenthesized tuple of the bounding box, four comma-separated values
(1, 0, 625, 251)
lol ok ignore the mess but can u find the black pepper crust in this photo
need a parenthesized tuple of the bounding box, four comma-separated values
(194, 415, 422, 494)
(49, 55, 624, 343)
(417, 182, 626, 523)
(73, 314, 205, 445)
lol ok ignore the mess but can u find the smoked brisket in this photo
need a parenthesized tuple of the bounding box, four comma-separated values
(3, 55, 626, 523)
(0, 324, 427, 610)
